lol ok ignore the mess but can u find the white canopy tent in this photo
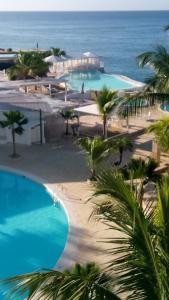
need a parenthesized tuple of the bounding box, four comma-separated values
(74, 104, 100, 116)
(44, 55, 65, 63)
(74, 104, 121, 127)
(82, 52, 99, 58)
(48, 52, 102, 75)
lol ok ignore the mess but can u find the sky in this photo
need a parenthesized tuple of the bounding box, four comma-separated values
(0, 0, 169, 11)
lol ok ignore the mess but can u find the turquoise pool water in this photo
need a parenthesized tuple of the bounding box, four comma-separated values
(0, 54, 17, 59)
(63, 70, 135, 91)
(0, 170, 69, 299)
(161, 104, 169, 113)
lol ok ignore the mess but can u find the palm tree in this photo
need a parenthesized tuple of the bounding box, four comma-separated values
(2, 262, 120, 300)
(113, 136, 133, 165)
(77, 136, 114, 179)
(61, 109, 74, 135)
(7, 51, 49, 80)
(91, 171, 169, 299)
(147, 117, 169, 153)
(121, 157, 159, 182)
(3, 173, 169, 299)
(164, 24, 169, 31)
(7, 52, 30, 80)
(94, 88, 119, 138)
(0, 111, 28, 158)
(147, 117, 169, 163)
(51, 47, 66, 57)
(29, 52, 49, 78)
(137, 45, 169, 92)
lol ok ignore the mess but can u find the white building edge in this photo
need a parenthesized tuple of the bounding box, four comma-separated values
(0, 104, 45, 145)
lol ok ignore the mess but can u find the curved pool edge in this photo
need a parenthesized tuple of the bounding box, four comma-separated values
(62, 71, 145, 92)
(0, 165, 79, 272)
(158, 104, 169, 115)
(113, 74, 145, 90)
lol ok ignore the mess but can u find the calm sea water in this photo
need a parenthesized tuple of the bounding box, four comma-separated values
(0, 11, 169, 81)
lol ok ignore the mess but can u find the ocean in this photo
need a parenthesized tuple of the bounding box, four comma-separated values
(0, 11, 169, 81)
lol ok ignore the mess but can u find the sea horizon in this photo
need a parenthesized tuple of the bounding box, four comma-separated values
(0, 10, 169, 12)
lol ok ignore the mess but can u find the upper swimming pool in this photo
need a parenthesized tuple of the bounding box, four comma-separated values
(0, 54, 17, 59)
(0, 170, 69, 299)
(62, 70, 138, 92)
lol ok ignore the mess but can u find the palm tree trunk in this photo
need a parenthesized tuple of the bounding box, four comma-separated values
(126, 115, 129, 130)
(90, 161, 96, 180)
(12, 126, 17, 158)
(119, 148, 123, 165)
(152, 141, 160, 165)
(65, 120, 69, 135)
(103, 115, 107, 139)
(137, 180, 145, 209)
(91, 168, 96, 180)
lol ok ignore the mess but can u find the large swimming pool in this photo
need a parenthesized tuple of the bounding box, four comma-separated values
(161, 104, 169, 113)
(0, 170, 69, 299)
(62, 70, 137, 91)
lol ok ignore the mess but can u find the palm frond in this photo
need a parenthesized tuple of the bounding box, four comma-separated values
(91, 170, 166, 299)
(94, 87, 119, 115)
(137, 45, 169, 93)
(147, 117, 169, 153)
(1, 263, 122, 300)
(155, 175, 169, 252)
(77, 136, 116, 178)
(164, 24, 169, 31)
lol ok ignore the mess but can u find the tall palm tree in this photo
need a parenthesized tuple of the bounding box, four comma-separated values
(113, 136, 133, 165)
(7, 51, 49, 80)
(0, 111, 28, 158)
(2, 173, 169, 299)
(29, 52, 49, 78)
(6, 52, 30, 80)
(137, 45, 169, 92)
(147, 117, 169, 153)
(94, 88, 119, 138)
(61, 109, 74, 135)
(77, 136, 114, 179)
(147, 116, 169, 163)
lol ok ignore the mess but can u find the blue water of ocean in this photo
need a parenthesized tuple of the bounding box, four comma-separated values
(0, 11, 168, 81)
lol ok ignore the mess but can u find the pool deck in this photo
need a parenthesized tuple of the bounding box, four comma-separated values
(0, 140, 108, 268)
(0, 71, 168, 271)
